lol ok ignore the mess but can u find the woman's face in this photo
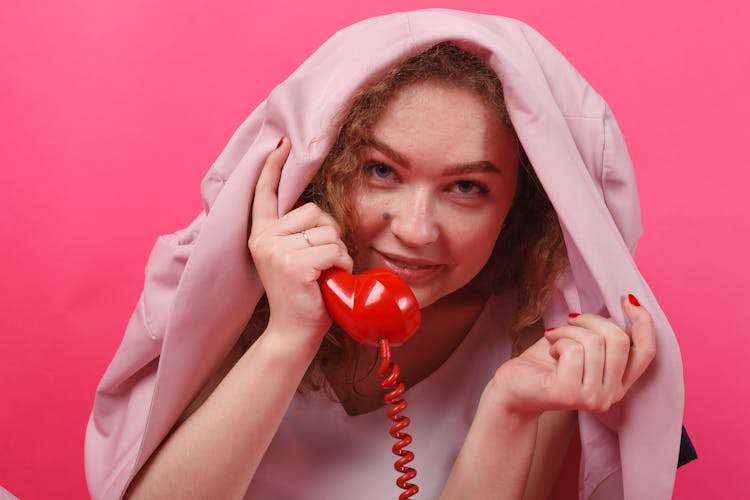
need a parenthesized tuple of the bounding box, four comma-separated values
(352, 82, 520, 308)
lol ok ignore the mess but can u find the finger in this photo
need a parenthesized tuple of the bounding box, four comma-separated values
(546, 324, 604, 393)
(621, 294, 657, 389)
(296, 244, 355, 281)
(293, 227, 350, 266)
(549, 338, 584, 405)
(275, 202, 343, 236)
(563, 313, 631, 394)
(252, 137, 291, 229)
(295, 225, 344, 249)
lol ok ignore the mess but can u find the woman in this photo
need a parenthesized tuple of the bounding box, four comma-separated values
(85, 9, 691, 499)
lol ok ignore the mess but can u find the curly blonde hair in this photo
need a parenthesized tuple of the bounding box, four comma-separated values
(245, 42, 569, 390)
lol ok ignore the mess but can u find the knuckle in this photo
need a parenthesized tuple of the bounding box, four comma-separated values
(583, 393, 598, 409)
(612, 334, 631, 354)
(585, 394, 612, 413)
(317, 208, 341, 228)
(594, 400, 613, 413)
(326, 221, 343, 238)
(301, 201, 323, 218)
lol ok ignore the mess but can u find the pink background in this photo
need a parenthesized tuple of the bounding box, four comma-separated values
(1, 0, 747, 498)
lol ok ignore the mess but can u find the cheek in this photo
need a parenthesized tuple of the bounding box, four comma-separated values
(352, 189, 395, 234)
(353, 188, 396, 214)
(458, 226, 500, 262)
(450, 211, 506, 265)
(351, 191, 388, 249)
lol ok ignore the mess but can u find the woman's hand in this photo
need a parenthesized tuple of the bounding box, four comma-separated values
(490, 295, 656, 416)
(248, 138, 353, 344)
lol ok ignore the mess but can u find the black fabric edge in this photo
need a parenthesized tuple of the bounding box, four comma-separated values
(678, 425, 698, 467)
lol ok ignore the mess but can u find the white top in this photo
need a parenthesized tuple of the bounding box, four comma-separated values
(245, 292, 514, 499)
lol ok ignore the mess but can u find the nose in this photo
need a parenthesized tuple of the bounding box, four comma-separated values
(388, 187, 439, 247)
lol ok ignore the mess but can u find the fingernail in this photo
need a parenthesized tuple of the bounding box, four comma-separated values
(544, 327, 555, 334)
(568, 313, 580, 318)
(276, 137, 284, 149)
(628, 293, 641, 307)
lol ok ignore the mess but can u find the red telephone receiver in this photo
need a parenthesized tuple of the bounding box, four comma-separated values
(318, 268, 421, 499)
(318, 267, 421, 346)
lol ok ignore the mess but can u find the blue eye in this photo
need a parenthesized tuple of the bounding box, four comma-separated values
(452, 180, 489, 195)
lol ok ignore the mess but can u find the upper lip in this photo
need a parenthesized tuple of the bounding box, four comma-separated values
(375, 249, 442, 267)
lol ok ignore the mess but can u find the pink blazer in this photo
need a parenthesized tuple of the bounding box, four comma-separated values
(85, 9, 684, 499)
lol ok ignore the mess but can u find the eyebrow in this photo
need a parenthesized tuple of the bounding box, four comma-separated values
(364, 138, 502, 175)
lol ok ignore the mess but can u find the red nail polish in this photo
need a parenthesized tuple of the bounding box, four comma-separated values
(276, 137, 284, 149)
(545, 327, 555, 332)
(628, 294, 641, 307)
(568, 313, 580, 318)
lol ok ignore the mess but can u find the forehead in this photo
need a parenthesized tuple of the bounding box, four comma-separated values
(365, 82, 518, 171)
(375, 82, 511, 140)
(374, 82, 503, 132)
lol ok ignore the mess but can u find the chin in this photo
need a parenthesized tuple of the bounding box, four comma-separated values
(415, 294, 436, 310)
(403, 285, 432, 310)
(412, 284, 457, 310)
(413, 277, 479, 310)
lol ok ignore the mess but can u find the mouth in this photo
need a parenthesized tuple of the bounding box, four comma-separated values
(373, 250, 444, 282)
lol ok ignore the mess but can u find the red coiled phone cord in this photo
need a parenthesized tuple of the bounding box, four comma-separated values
(378, 339, 419, 500)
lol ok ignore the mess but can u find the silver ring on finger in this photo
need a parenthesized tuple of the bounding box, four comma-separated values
(301, 230, 314, 247)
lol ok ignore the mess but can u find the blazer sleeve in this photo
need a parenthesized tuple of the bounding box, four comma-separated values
(84, 214, 202, 499)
